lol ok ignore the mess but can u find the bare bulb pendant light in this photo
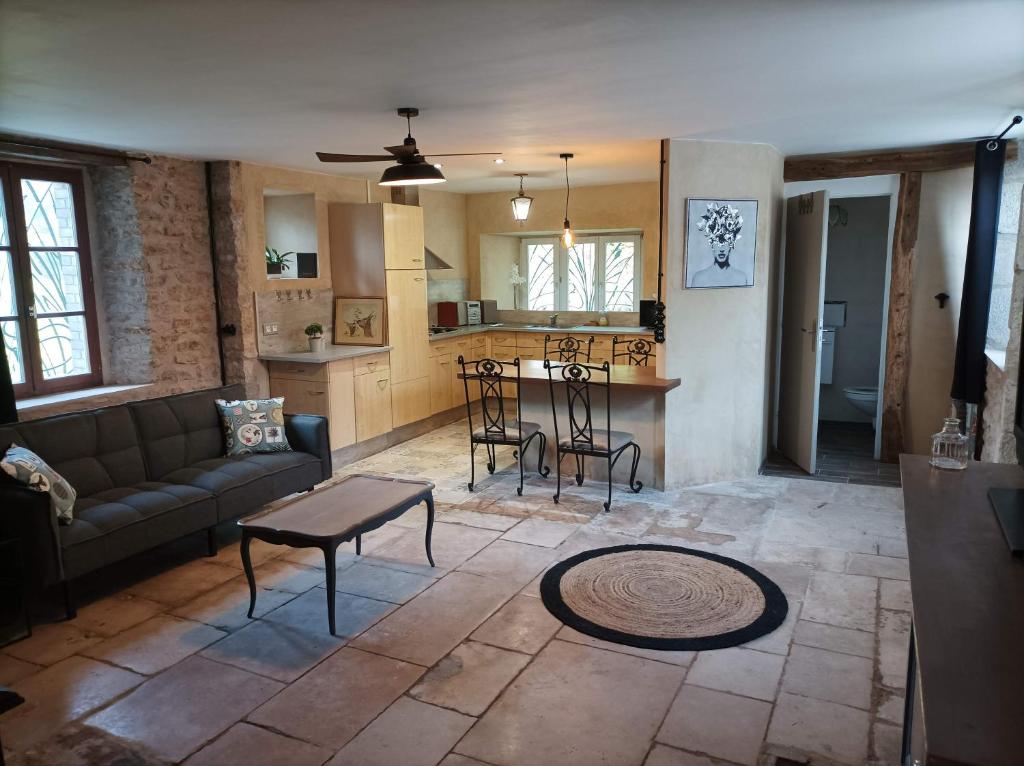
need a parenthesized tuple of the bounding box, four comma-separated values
(511, 173, 533, 223)
(560, 153, 574, 248)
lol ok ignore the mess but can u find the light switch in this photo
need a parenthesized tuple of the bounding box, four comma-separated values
(263, 323, 279, 335)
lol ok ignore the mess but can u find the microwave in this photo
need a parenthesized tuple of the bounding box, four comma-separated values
(436, 301, 481, 327)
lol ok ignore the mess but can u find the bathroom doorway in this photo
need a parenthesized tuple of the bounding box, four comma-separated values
(771, 176, 901, 485)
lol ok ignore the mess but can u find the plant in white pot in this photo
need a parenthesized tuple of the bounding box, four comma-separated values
(305, 323, 325, 353)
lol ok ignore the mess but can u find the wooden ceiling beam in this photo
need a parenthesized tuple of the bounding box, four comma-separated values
(784, 140, 1018, 182)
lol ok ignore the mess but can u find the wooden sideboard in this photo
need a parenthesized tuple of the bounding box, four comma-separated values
(900, 455, 1024, 765)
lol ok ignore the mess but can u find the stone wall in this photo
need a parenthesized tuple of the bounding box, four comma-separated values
(20, 156, 222, 421)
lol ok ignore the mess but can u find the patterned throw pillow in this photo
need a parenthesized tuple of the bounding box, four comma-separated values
(1, 444, 77, 524)
(215, 398, 292, 456)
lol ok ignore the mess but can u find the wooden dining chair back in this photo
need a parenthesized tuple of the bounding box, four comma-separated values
(543, 334, 595, 364)
(544, 360, 642, 512)
(459, 356, 549, 495)
(612, 336, 655, 367)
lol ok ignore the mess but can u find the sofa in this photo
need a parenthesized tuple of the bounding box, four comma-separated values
(0, 384, 331, 615)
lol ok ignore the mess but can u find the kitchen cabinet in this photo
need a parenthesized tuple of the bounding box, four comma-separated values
(269, 359, 356, 449)
(391, 377, 430, 428)
(385, 269, 430, 384)
(428, 353, 453, 414)
(353, 361, 393, 441)
(328, 202, 424, 295)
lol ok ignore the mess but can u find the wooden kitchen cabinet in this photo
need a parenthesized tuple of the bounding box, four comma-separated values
(328, 202, 425, 295)
(353, 366, 393, 441)
(429, 353, 453, 414)
(382, 204, 425, 269)
(269, 358, 356, 450)
(391, 376, 430, 428)
(385, 268, 430, 384)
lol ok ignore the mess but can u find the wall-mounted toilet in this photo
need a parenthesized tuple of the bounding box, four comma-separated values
(843, 386, 879, 427)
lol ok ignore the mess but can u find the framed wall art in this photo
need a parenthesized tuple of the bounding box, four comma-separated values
(685, 198, 758, 289)
(333, 297, 387, 346)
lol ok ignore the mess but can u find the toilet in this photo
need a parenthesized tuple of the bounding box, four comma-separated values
(843, 386, 879, 427)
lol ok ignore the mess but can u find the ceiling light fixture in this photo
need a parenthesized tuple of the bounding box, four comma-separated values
(494, 157, 505, 164)
(378, 160, 446, 186)
(560, 152, 574, 248)
(510, 173, 533, 223)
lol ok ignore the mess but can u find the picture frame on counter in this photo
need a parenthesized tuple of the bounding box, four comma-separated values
(333, 296, 388, 346)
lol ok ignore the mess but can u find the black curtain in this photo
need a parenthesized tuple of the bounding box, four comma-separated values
(950, 139, 1007, 404)
(0, 340, 15, 424)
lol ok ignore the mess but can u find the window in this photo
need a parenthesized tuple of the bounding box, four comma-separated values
(522, 234, 641, 312)
(0, 163, 102, 397)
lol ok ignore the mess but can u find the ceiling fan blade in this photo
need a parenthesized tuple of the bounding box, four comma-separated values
(384, 144, 418, 157)
(316, 152, 394, 162)
(421, 152, 503, 158)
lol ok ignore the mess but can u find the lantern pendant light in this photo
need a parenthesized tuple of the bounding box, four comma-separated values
(511, 173, 533, 223)
(560, 153, 574, 248)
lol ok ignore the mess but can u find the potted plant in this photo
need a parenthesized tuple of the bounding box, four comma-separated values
(305, 322, 325, 352)
(265, 247, 293, 278)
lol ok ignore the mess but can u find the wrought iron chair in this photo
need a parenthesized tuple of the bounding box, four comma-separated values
(612, 335, 655, 366)
(543, 334, 595, 363)
(459, 356, 550, 496)
(545, 360, 642, 512)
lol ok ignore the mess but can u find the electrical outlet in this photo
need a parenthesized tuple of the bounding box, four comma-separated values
(263, 323, 279, 335)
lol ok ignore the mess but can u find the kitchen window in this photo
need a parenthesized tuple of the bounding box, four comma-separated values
(0, 162, 102, 397)
(522, 234, 641, 313)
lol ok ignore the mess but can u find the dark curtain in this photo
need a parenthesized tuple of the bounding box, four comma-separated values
(950, 139, 1007, 404)
(0, 340, 15, 425)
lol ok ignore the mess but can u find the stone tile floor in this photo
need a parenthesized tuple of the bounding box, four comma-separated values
(763, 421, 902, 488)
(0, 420, 910, 765)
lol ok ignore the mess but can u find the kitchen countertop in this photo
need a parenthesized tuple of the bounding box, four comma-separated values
(428, 323, 653, 340)
(259, 345, 391, 364)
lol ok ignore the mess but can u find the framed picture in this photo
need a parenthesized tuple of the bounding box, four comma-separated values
(333, 297, 387, 346)
(685, 198, 758, 289)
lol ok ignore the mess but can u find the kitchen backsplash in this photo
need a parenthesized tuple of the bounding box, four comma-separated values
(427, 277, 469, 303)
(255, 287, 335, 354)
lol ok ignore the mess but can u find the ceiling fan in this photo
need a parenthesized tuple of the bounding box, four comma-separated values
(316, 107, 501, 186)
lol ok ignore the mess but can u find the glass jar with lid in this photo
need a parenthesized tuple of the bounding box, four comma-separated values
(930, 417, 969, 470)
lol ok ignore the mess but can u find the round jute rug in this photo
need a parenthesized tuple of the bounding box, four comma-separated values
(540, 544, 788, 651)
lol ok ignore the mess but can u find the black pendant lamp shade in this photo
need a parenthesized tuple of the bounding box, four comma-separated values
(379, 159, 446, 186)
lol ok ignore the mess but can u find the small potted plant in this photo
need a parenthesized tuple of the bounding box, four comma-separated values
(265, 247, 293, 278)
(305, 322, 325, 352)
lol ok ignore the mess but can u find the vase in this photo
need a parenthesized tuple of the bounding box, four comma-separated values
(308, 336, 325, 353)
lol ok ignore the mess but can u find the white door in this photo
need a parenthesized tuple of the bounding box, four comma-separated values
(778, 191, 829, 474)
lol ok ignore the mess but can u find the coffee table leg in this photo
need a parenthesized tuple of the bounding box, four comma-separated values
(424, 494, 436, 567)
(323, 543, 338, 636)
(241, 532, 257, 618)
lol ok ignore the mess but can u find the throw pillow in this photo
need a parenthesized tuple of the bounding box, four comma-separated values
(1, 444, 77, 524)
(216, 397, 292, 456)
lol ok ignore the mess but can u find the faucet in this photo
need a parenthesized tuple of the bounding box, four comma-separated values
(548, 313, 559, 328)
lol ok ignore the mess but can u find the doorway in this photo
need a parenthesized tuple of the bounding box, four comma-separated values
(770, 176, 901, 486)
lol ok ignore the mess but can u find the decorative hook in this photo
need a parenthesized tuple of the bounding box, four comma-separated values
(935, 292, 949, 309)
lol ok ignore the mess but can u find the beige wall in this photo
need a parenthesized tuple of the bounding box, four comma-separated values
(478, 234, 519, 309)
(420, 188, 468, 279)
(466, 181, 660, 300)
(239, 163, 370, 295)
(659, 140, 784, 487)
(905, 167, 972, 455)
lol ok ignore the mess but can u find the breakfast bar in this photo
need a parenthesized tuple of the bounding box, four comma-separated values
(463, 359, 680, 490)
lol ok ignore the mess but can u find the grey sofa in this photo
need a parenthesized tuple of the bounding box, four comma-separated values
(0, 384, 331, 615)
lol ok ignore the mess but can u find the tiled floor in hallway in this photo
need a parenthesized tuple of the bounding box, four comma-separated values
(1, 421, 910, 765)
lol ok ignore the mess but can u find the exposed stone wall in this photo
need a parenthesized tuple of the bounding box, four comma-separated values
(981, 151, 1024, 463)
(87, 165, 151, 384)
(20, 156, 222, 421)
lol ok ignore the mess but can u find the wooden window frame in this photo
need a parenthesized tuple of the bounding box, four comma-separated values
(0, 161, 103, 397)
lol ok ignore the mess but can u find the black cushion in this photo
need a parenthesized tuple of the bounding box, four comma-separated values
(129, 384, 245, 480)
(4, 407, 147, 498)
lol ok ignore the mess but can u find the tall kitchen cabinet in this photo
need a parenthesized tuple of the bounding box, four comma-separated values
(329, 202, 430, 429)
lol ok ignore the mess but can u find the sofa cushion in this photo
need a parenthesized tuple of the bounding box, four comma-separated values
(59, 481, 218, 581)
(129, 384, 245, 480)
(160, 451, 321, 522)
(7, 407, 147, 498)
(2, 444, 78, 523)
(216, 397, 292, 455)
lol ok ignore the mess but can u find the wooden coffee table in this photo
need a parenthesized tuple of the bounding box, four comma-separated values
(237, 473, 435, 635)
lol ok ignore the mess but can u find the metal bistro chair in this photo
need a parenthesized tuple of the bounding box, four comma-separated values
(459, 356, 550, 496)
(612, 335, 655, 366)
(545, 360, 642, 512)
(544, 334, 594, 363)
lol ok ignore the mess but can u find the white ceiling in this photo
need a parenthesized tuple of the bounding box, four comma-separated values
(1, 0, 1022, 193)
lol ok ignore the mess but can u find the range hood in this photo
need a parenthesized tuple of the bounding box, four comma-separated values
(424, 247, 453, 270)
